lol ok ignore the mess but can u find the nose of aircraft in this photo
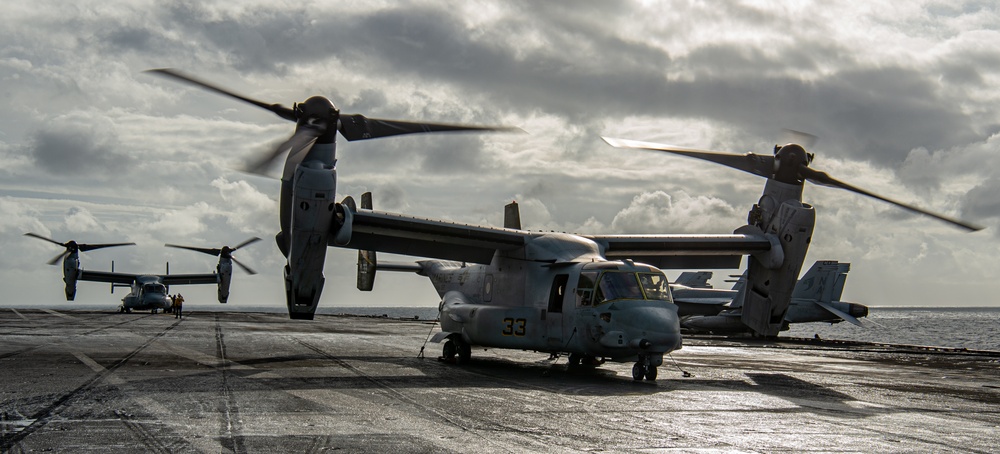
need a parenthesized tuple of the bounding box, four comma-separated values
(611, 301, 682, 353)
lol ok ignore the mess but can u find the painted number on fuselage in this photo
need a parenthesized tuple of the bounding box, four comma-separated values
(502, 318, 526, 336)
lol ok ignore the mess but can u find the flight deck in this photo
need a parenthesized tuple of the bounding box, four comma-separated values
(1, 308, 998, 453)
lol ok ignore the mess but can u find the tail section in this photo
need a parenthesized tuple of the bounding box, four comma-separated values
(355, 192, 423, 291)
(791, 261, 849, 302)
(786, 260, 868, 326)
(674, 271, 713, 289)
(357, 192, 377, 291)
(504, 201, 521, 230)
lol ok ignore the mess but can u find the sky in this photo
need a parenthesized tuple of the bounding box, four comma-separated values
(1, 0, 999, 310)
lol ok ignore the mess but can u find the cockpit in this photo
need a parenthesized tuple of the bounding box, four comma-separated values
(143, 283, 167, 295)
(576, 264, 673, 306)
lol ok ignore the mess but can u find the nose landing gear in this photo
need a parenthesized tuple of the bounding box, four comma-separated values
(632, 356, 658, 381)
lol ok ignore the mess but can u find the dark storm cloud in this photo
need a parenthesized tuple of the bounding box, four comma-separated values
(26, 118, 134, 176)
(31, 2, 994, 194)
(962, 176, 1000, 222)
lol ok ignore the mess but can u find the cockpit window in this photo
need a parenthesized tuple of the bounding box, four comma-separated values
(144, 284, 166, 294)
(639, 272, 672, 302)
(594, 271, 644, 304)
(583, 271, 673, 305)
(576, 271, 599, 306)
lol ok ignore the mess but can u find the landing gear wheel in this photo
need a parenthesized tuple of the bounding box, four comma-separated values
(567, 353, 582, 367)
(632, 363, 646, 381)
(442, 340, 457, 362)
(456, 340, 472, 364)
(644, 366, 657, 381)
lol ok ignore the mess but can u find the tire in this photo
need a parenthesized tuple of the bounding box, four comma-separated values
(567, 353, 581, 367)
(442, 339, 457, 361)
(457, 340, 472, 364)
(645, 366, 657, 381)
(632, 363, 645, 381)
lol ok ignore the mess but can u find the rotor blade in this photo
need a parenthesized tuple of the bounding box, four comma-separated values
(800, 166, 984, 232)
(145, 68, 296, 121)
(165, 244, 222, 257)
(244, 124, 323, 177)
(78, 242, 136, 252)
(279, 124, 325, 180)
(233, 237, 262, 251)
(231, 257, 258, 275)
(25, 232, 66, 248)
(781, 129, 819, 148)
(602, 137, 775, 179)
(47, 250, 69, 266)
(338, 115, 522, 142)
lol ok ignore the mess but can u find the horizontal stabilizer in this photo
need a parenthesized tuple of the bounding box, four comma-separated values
(815, 300, 864, 327)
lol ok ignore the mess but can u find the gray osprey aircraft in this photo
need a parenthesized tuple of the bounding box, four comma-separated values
(146, 68, 519, 320)
(26, 233, 259, 312)
(352, 194, 775, 381)
(672, 260, 870, 333)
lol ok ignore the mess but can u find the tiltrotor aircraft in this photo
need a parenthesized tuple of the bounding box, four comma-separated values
(26, 233, 259, 312)
(353, 194, 765, 381)
(147, 69, 518, 320)
(671, 260, 869, 333)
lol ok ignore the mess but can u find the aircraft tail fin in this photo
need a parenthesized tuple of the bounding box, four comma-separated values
(724, 270, 749, 308)
(791, 260, 850, 303)
(357, 192, 377, 291)
(674, 271, 713, 288)
(504, 201, 521, 230)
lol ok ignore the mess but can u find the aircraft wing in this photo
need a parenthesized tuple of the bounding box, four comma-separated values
(78, 270, 140, 285)
(338, 209, 529, 264)
(586, 234, 773, 269)
(160, 273, 219, 285)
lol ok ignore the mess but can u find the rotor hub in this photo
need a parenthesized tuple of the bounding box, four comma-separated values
(296, 96, 338, 121)
(774, 144, 808, 184)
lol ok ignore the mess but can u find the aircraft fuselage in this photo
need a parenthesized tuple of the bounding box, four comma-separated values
(425, 252, 683, 365)
(119, 276, 172, 313)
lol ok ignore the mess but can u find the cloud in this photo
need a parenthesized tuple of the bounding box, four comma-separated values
(25, 113, 134, 176)
(611, 190, 741, 234)
(1, 0, 998, 308)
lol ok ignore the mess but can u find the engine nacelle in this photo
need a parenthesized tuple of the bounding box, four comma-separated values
(740, 179, 815, 336)
(285, 162, 336, 320)
(217, 258, 233, 304)
(63, 252, 81, 301)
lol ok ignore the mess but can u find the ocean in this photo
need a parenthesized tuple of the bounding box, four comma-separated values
(5, 305, 999, 352)
(784, 306, 1000, 352)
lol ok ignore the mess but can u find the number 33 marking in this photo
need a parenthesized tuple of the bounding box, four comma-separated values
(502, 318, 526, 336)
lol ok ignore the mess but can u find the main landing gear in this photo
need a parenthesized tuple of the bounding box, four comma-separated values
(441, 337, 471, 364)
(632, 357, 658, 381)
(567, 353, 604, 367)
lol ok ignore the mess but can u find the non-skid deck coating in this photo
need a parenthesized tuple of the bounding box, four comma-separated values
(1, 308, 998, 453)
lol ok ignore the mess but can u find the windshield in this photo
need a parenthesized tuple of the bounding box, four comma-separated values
(639, 272, 672, 302)
(144, 284, 166, 294)
(594, 271, 644, 304)
(588, 271, 673, 305)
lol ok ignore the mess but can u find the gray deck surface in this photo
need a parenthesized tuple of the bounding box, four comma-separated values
(1, 309, 997, 453)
